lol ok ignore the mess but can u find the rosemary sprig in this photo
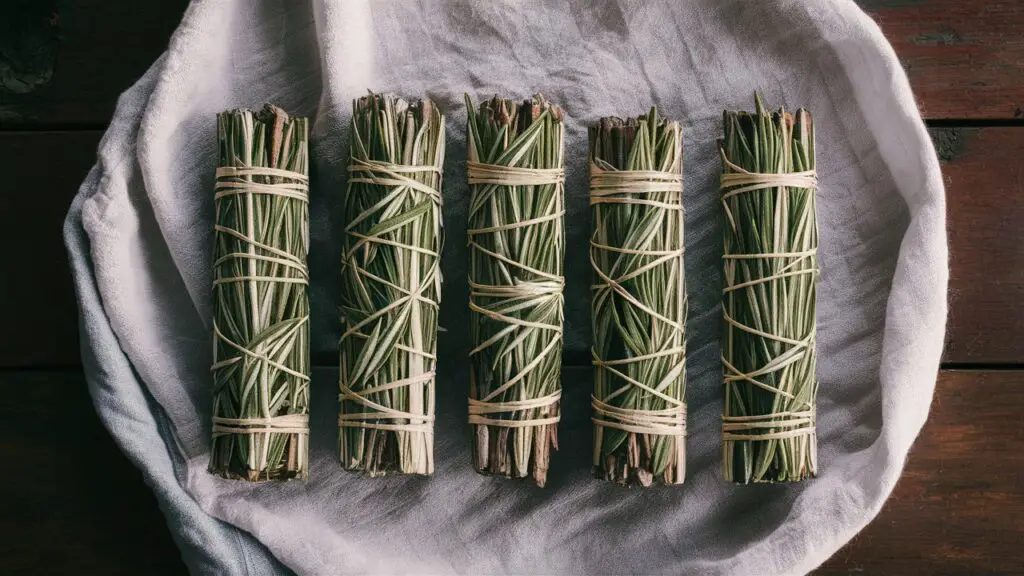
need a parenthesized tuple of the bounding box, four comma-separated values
(465, 94, 566, 487)
(720, 94, 817, 484)
(590, 108, 688, 486)
(339, 92, 445, 476)
(209, 105, 310, 481)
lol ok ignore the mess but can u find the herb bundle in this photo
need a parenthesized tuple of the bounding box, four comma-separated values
(465, 94, 565, 487)
(209, 105, 311, 481)
(720, 95, 818, 484)
(339, 92, 445, 476)
(590, 109, 688, 486)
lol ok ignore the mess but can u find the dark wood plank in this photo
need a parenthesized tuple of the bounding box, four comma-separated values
(0, 370, 185, 574)
(0, 131, 100, 367)
(933, 127, 1024, 364)
(0, 0, 188, 126)
(863, 0, 1024, 120)
(819, 370, 1024, 574)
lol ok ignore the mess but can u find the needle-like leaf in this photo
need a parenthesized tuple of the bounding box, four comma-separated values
(590, 110, 687, 486)
(210, 105, 311, 482)
(721, 96, 818, 484)
(466, 94, 565, 487)
(339, 92, 444, 476)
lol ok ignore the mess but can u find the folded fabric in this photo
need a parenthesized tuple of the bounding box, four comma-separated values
(64, 0, 948, 574)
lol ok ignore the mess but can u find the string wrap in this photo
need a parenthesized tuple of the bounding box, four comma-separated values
(719, 153, 818, 445)
(467, 161, 564, 431)
(469, 390, 562, 428)
(339, 157, 442, 440)
(212, 414, 309, 436)
(210, 163, 311, 476)
(467, 161, 564, 186)
(589, 161, 688, 441)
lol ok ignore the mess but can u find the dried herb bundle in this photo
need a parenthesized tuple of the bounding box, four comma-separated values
(210, 105, 310, 481)
(339, 92, 445, 476)
(590, 109, 688, 486)
(720, 95, 818, 484)
(465, 94, 565, 487)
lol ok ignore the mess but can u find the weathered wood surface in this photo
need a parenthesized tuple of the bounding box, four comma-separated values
(818, 370, 1024, 574)
(932, 127, 1024, 364)
(863, 0, 1024, 120)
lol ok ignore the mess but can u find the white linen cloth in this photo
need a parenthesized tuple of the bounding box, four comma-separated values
(64, 0, 948, 573)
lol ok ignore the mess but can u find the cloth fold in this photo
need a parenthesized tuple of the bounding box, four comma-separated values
(65, 0, 947, 574)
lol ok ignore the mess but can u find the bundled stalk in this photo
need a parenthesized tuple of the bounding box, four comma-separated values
(465, 94, 565, 487)
(210, 105, 311, 481)
(720, 95, 818, 484)
(590, 109, 688, 486)
(339, 92, 445, 476)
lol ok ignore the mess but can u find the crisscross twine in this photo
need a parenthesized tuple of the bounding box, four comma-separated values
(589, 162, 687, 439)
(211, 165, 311, 472)
(719, 155, 818, 444)
(467, 161, 565, 430)
(339, 158, 442, 440)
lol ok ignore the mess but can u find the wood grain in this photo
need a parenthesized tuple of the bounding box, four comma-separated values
(818, 370, 1024, 574)
(933, 127, 1024, 364)
(0, 370, 185, 575)
(0, 131, 101, 367)
(863, 0, 1024, 120)
(0, 0, 188, 126)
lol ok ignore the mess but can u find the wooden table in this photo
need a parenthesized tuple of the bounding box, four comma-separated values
(2, 1, 1021, 573)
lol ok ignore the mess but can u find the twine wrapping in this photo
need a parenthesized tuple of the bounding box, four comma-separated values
(719, 147, 818, 475)
(465, 96, 565, 487)
(467, 161, 564, 186)
(589, 133, 688, 486)
(210, 137, 311, 481)
(467, 161, 565, 430)
(469, 390, 562, 428)
(212, 414, 310, 436)
(339, 149, 443, 475)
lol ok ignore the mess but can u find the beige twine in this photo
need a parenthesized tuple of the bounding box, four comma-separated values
(467, 161, 564, 186)
(719, 154, 817, 443)
(469, 390, 562, 428)
(212, 414, 310, 436)
(589, 162, 687, 438)
(467, 161, 565, 430)
(339, 158, 441, 436)
(210, 166, 311, 463)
